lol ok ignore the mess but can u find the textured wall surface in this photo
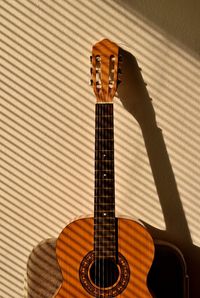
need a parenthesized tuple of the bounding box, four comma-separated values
(1, 0, 200, 297)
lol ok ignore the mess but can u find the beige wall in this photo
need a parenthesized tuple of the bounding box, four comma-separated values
(1, 0, 200, 297)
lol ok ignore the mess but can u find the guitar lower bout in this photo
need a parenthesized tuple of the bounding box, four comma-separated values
(55, 216, 154, 298)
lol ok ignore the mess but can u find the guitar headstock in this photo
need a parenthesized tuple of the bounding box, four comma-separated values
(90, 39, 121, 103)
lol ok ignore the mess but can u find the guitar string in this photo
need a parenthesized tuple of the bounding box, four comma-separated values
(102, 103, 104, 297)
(105, 103, 107, 297)
(95, 103, 97, 297)
(103, 103, 105, 297)
(99, 104, 102, 293)
(95, 58, 97, 298)
(99, 103, 102, 298)
(100, 103, 101, 298)
(110, 103, 114, 296)
(97, 103, 99, 298)
(96, 103, 114, 297)
(101, 103, 104, 297)
(104, 105, 111, 296)
(94, 71, 96, 296)
(95, 103, 98, 297)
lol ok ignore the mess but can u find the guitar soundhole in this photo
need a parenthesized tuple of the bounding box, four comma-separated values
(79, 251, 130, 297)
(89, 258, 119, 288)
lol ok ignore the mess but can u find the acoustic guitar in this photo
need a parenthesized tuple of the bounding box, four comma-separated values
(55, 39, 155, 297)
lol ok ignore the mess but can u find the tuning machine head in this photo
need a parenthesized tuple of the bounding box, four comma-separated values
(91, 39, 120, 102)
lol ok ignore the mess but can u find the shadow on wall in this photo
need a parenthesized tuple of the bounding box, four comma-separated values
(116, 0, 200, 57)
(117, 48, 200, 298)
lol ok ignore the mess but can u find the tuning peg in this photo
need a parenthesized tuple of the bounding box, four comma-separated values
(90, 56, 92, 63)
(117, 79, 122, 85)
(90, 67, 93, 74)
(89, 79, 93, 86)
(96, 55, 101, 62)
(96, 67, 101, 73)
(109, 81, 114, 88)
(111, 56, 115, 62)
(96, 81, 101, 89)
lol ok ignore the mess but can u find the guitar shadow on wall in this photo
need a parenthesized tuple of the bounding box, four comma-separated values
(117, 48, 200, 298)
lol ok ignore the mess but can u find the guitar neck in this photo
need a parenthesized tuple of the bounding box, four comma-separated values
(94, 103, 116, 259)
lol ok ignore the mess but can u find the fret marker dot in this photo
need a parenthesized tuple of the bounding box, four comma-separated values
(104, 173, 106, 177)
(103, 213, 107, 216)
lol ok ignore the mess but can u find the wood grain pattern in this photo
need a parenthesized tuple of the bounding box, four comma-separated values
(55, 217, 154, 297)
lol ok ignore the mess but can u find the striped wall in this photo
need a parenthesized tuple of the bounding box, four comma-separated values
(1, 0, 200, 297)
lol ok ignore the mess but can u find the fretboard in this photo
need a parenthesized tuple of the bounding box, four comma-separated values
(94, 103, 116, 259)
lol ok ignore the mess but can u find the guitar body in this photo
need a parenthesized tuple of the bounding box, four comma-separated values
(55, 217, 154, 298)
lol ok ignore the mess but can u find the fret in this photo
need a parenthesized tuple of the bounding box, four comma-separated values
(95, 170, 113, 171)
(95, 244, 116, 248)
(94, 206, 114, 212)
(95, 149, 113, 152)
(95, 161, 114, 171)
(94, 226, 115, 231)
(95, 246, 116, 250)
(95, 183, 114, 188)
(94, 233, 116, 237)
(95, 160, 113, 162)
(95, 179, 114, 188)
(95, 253, 116, 258)
(95, 230, 116, 237)
(95, 188, 114, 196)
(95, 201, 114, 207)
(96, 103, 113, 114)
(94, 218, 115, 224)
(94, 204, 115, 212)
(94, 216, 115, 219)
(95, 214, 115, 219)
(94, 222, 115, 227)
(95, 187, 113, 189)
(96, 118, 113, 128)
(95, 216, 115, 219)
(95, 210, 115, 214)
(96, 115, 113, 117)
(94, 202, 115, 206)
(95, 201, 115, 207)
(94, 222, 115, 226)
(94, 195, 114, 199)
(95, 139, 114, 150)
(95, 138, 113, 141)
(95, 194, 114, 198)
(95, 178, 113, 180)
(95, 128, 113, 129)
(95, 128, 113, 139)
(95, 255, 116, 259)
(94, 235, 115, 239)
(95, 183, 113, 188)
